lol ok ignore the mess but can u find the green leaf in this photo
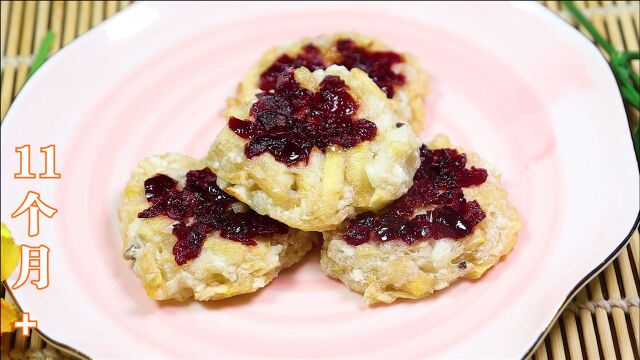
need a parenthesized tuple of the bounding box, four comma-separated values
(562, 1, 615, 55)
(28, 30, 55, 77)
(563, 1, 640, 157)
(621, 51, 640, 61)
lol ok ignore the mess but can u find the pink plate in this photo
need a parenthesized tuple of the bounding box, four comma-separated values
(1, 2, 638, 358)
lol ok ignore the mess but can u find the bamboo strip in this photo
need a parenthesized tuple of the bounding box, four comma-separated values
(616, 248, 639, 341)
(630, 232, 639, 274)
(577, 289, 601, 360)
(0, 0, 23, 120)
(62, 1, 78, 46)
(534, 340, 549, 360)
(629, 308, 639, 351)
(603, 0, 626, 61)
(589, 278, 617, 358)
(597, 6, 637, 357)
(554, 1, 639, 19)
(13, 331, 26, 352)
(13, 0, 35, 96)
(544, 1, 560, 12)
(1, 1, 10, 56)
(29, 331, 43, 350)
(585, 0, 610, 58)
(105, 1, 117, 18)
(2, 2, 23, 57)
(604, 264, 634, 358)
(611, 7, 639, 317)
(616, 0, 639, 74)
(0, 286, 10, 350)
(118, 1, 131, 10)
(573, 1, 586, 9)
(3, 296, 26, 352)
(33, 1, 50, 53)
(78, 1, 91, 35)
(49, 1, 64, 53)
(91, 1, 104, 28)
(549, 322, 567, 360)
(562, 311, 584, 360)
(632, 6, 639, 50)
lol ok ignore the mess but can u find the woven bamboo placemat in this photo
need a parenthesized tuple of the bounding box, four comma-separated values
(0, 1, 638, 359)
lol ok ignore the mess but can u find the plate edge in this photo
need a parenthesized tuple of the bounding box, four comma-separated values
(520, 3, 640, 359)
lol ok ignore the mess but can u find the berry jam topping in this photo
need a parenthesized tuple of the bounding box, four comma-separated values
(258, 39, 405, 98)
(343, 145, 488, 246)
(335, 39, 405, 98)
(260, 44, 325, 91)
(230, 71, 377, 165)
(138, 168, 288, 265)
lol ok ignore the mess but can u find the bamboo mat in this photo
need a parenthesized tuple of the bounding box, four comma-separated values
(0, 1, 638, 359)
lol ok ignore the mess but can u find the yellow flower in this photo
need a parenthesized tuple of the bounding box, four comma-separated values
(1, 223, 20, 281)
(0, 298, 20, 333)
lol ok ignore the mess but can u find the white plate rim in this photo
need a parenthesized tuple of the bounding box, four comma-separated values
(1, 2, 639, 359)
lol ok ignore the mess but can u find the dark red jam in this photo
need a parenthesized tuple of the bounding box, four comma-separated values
(343, 145, 488, 246)
(138, 168, 288, 265)
(335, 39, 405, 98)
(259, 44, 325, 91)
(229, 70, 377, 165)
(258, 39, 405, 98)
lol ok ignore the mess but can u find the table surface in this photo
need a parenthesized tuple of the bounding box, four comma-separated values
(0, 1, 638, 359)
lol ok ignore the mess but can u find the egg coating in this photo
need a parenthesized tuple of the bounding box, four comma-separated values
(119, 153, 316, 301)
(209, 66, 421, 231)
(320, 134, 520, 304)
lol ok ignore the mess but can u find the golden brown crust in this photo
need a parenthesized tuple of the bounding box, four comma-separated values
(208, 66, 421, 231)
(320, 134, 520, 304)
(118, 153, 316, 301)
